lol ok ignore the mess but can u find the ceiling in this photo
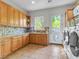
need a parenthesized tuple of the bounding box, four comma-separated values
(2, 0, 76, 12)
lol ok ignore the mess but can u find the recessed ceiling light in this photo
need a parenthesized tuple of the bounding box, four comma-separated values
(32, 1, 35, 4)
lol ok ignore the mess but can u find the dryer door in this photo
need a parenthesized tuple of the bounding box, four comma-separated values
(69, 31, 79, 57)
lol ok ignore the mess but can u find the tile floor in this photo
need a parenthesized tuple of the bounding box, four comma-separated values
(5, 44, 68, 59)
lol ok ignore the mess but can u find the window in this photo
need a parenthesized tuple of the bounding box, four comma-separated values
(52, 16, 61, 29)
(34, 16, 44, 30)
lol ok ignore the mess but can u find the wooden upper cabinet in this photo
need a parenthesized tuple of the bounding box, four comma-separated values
(66, 9, 74, 21)
(7, 6, 14, 26)
(23, 14, 27, 27)
(20, 12, 27, 27)
(0, 1, 29, 27)
(14, 9, 19, 26)
(0, 2, 8, 25)
(19, 12, 23, 27)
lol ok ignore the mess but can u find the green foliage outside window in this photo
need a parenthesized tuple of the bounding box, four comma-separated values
(35, 16, 44, 30)
(52, 16, 60, 29)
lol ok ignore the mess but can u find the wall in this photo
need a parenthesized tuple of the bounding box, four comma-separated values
(30, 4, 74, 29)
(29, 4, 74, 43)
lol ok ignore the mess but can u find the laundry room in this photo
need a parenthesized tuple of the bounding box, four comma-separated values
(0, 0, 78, 59)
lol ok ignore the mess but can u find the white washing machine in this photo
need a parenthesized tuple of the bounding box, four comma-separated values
(63, 27, 79, 59)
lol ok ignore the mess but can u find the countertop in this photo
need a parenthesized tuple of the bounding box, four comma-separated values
(30, 31, 48, 34)
(0, 31, 48, 39)
(0, 33, 29, 38)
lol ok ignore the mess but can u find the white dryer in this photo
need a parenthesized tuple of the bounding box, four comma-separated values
(63, 27, 79, 59)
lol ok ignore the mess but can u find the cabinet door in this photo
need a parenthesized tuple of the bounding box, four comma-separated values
(0, 40, 3, 59)
(26, 35, 29, 44)
(22, 36, 26, 46)
(19, 12, 23, 27)
(14, 9, 19, 26)
(7, 6, 14, 26)
(21, 13, 27, 27)
(31, 34, 36, 43)
(22, 35, 29, 46)
(43, 34, 48, 44)
(29, 34, 32, 43)
(37, 34, 41, 44)
(0, 2, 8, 25)
(66, 9, 73, 21)
(12, 37, 18, 51)
(17, 37, 22, 49)
(23, 15, 27, 27)
(3, 38, 11, 57)
(34, 34, 39, 44)
(20, 12, 27, 27)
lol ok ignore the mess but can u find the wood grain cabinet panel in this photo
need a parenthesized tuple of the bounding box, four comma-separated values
(3, 38, 11, 57)
(14, 9, 19, 26)
(7, 6, 14, 26)
(23, 15, 27, 27)
(66, 9, 74, 21)
(0, 2, 8, 25)
(22, 35, 29, 46)
(20, 13, 27, 27)
(17, 36, 22, 49)
(12, 37, 18, 52)
(19, 12, 23, 27)
(12, 36, 23, 51)
(26, 35, 29, 44)
(0, 40, 3, 59)
(30, 34, 48, 45)
(20, 12, 27, 27)
(30, 34, 35, 43)
(22, 36, 26, 46)
(0, 1, 30, 27)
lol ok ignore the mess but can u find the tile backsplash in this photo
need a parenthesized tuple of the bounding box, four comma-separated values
(0, 26, 28, 36)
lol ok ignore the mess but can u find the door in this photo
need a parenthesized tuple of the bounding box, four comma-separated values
(49, 16, 63, 44)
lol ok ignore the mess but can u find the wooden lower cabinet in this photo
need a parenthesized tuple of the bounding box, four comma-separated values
(0, 33, 48, 59)
(0, 34, 30, 59)
(0, 40, 3, 59)
(29, 34, 35, 43)
(12, 36, 23, 52)
(30, 34, 48, 45)
(12, 37, 18, 52)
(26, 35, 29, 44)
(22, 35, 29, 46)
(3, 38, 11, 57)
(17, 36, 22, 49)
